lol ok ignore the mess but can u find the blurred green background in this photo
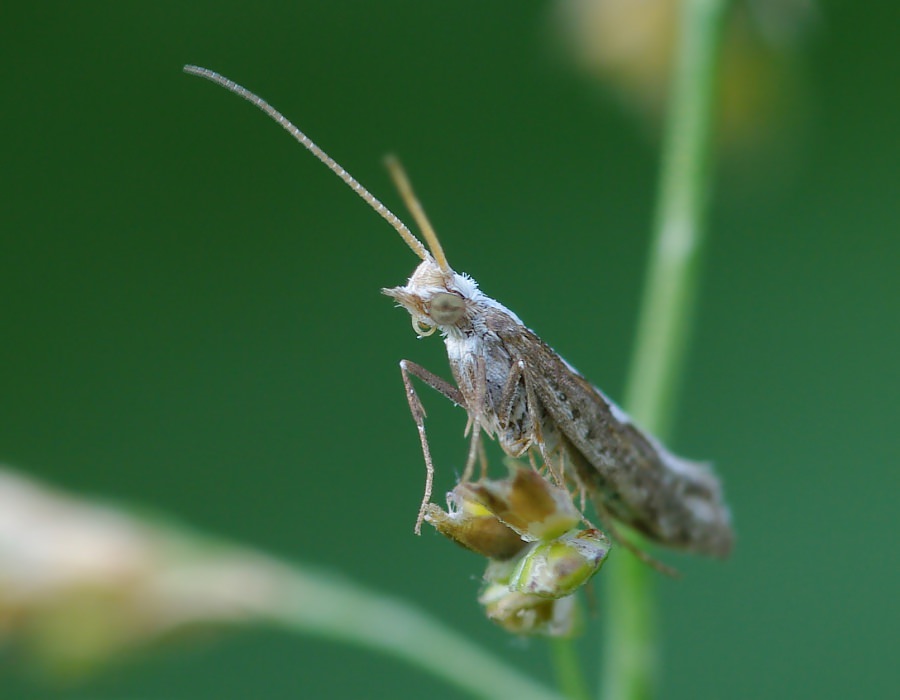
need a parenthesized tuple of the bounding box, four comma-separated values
(1, 1, 897, 698)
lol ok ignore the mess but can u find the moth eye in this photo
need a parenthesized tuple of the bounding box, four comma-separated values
(429, 292, 466, 325)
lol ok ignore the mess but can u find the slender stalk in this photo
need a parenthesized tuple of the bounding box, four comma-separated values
(551, 636, 591, 700)
(600, 1, 730, 699)
(266, 564, 564, 700)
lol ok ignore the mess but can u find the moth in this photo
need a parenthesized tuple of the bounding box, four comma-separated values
(184, 65, 733, 560)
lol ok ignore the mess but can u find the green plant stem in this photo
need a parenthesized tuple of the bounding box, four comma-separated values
(600, 1, 730, 700)
(551, 636, 591, 700)
(266, 564, 565, 700)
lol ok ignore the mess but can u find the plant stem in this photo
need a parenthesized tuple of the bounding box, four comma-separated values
(267, 564, 565, 700)
(600, 1, 730, 700)
(551, 636, 591, 700)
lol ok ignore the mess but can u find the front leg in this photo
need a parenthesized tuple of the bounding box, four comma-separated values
(497, 359, 525, 428)
(460, 355, 487, 483)
(399, 360, 466, 533)
(497, 359, 560, 483)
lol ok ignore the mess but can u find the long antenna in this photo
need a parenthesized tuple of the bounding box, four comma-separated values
(183, 65, 430, 263)
(384, 156, 450, 273)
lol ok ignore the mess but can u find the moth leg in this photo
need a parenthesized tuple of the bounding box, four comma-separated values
(461, 355, 487, 483)
(477, 437, 489, 480)
(496, 360, 535, 476)
(591, 497, 681, 579)
(519, 367, 566, 485)
(556, 449, 591, 512)
(399, 360, 466, 534)
(557, 449, 589, 512)
(499, 360, 554, 476)
(400, 360, 465, 405)
(497, 359, 526, 427)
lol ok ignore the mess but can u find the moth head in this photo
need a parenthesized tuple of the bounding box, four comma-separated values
(382, 259, 477, 337)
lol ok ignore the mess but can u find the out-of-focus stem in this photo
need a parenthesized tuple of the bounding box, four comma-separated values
(551, 635, 591, 700)
(269, 565, 565, 700)
(600, 1, 730, 699)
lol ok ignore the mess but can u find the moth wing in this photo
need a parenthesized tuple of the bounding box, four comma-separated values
(497, 326, 732, 555)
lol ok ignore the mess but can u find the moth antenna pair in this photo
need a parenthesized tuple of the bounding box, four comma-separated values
(182, 65, 450, 272)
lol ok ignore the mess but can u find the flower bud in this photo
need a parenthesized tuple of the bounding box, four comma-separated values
(509, 529, 610, 598)
(478, 582, 577, 637)
(424, 494, 527, 561)
(460, 464, 581, 541)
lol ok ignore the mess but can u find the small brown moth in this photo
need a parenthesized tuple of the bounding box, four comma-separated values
(184, 66, 733, 560)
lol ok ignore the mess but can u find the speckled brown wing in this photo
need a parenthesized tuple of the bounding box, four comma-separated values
(498, 325, 733, 557)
